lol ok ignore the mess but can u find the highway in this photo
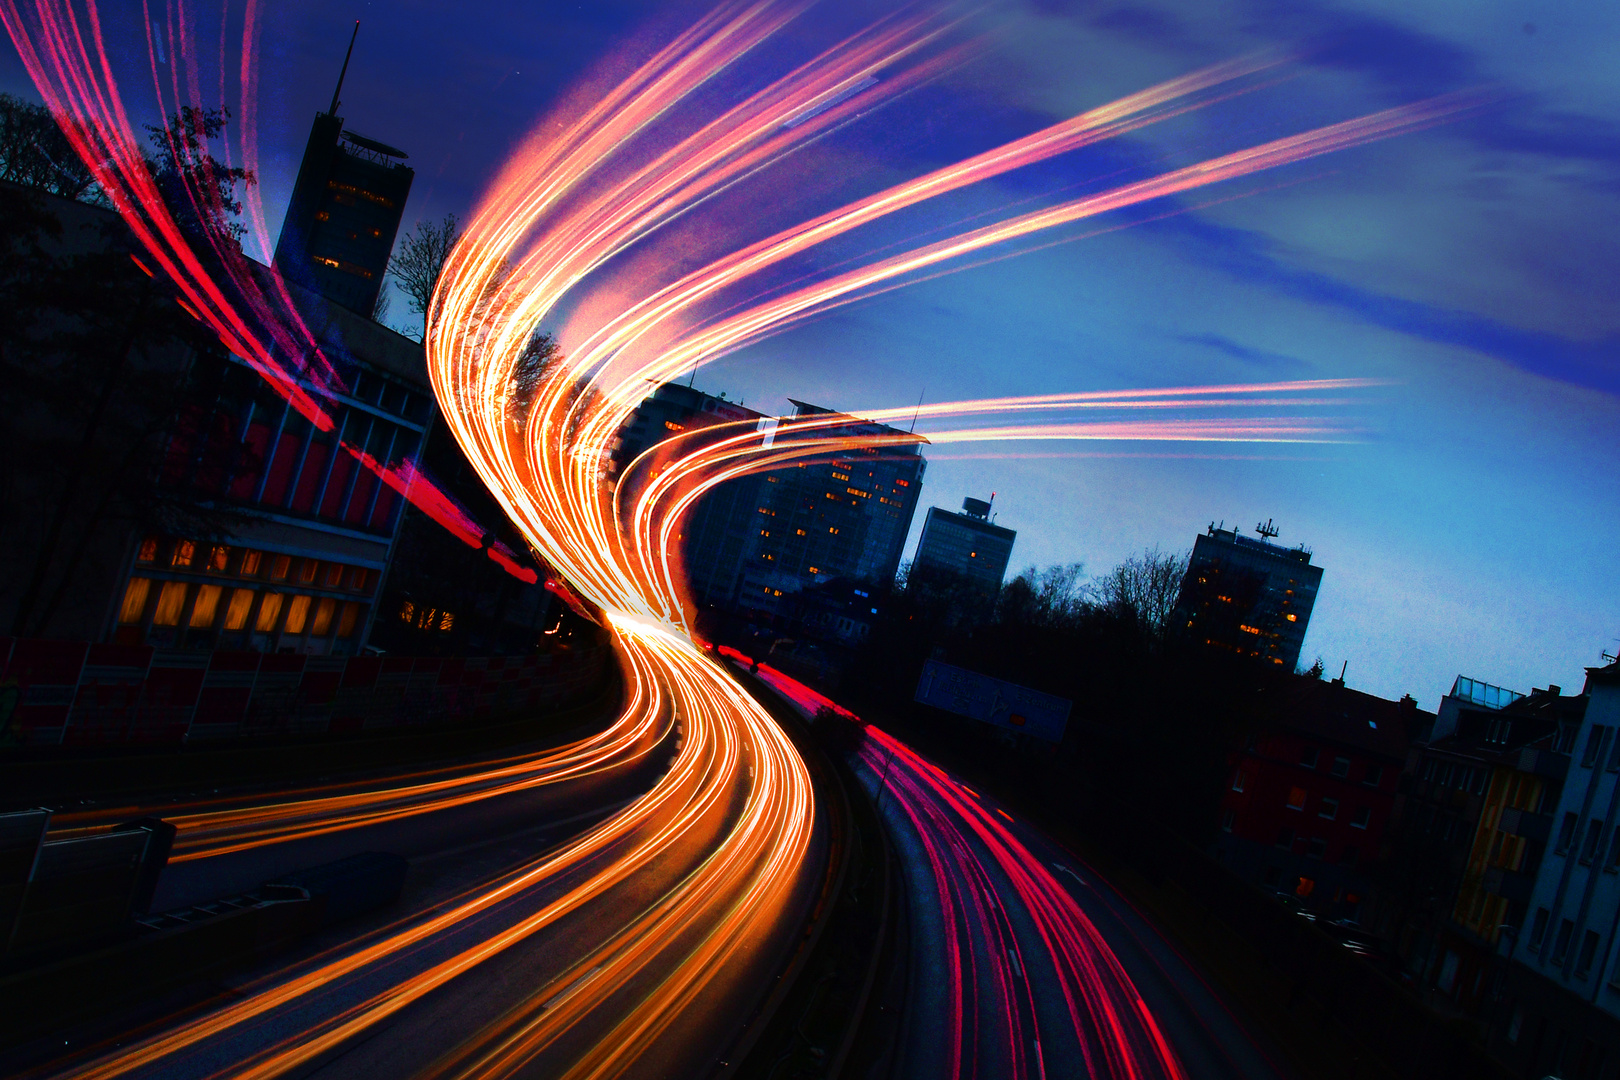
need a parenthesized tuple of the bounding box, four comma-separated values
(744, 658, 1291, 1080)
(20, 631, 824, 1080)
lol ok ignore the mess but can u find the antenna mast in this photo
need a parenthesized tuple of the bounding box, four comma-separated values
(909, 387, 925, 433)
(329, 20, 360, 116)
(1255, 518, 1279, 541)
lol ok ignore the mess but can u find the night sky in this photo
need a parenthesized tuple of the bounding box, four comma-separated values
(5, 0, 1616, 706)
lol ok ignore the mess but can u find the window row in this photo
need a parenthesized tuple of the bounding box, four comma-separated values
(1272, 827, 1360, 865)
(115, 576, 369, 655)
(1419, 757, 1488, 795)
(136, 538, 378, 594)
(1529, 909, 1614, 983)
(1300, 746, 1383, 787)
(1282, 785, 1372, 828)
(1555, 811, 1620, 871)
(161, 357, 423, 534)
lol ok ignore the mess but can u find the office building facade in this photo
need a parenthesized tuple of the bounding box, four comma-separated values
(1174, 522, 1323, 671)
(273, 113, 413, 316)
(612, 387, 927, 620)
(912, 497, 1016, 594)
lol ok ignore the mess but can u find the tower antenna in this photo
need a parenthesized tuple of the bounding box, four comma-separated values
(909, 387, 925, 433)
(1255, 517, 1279, 541)
(329, 20, 360, 116)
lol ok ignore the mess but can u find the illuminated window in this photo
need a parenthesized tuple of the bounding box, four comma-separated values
(664, 421, 685, 431)
(323, 563, 344, 588)
(895, 478, 909, 486)
(269, 555, 291, 581)
(223, 588, 254, 631)
(1285, 787, 1307, 811)
(808, 566, 819, 574)
(314, 210, 329, 221)
(118, 578, 152, 624)
(832, 471, 850, 481)
(1286, 613, 1298, 622)
(240, 550, 262, 576)
(189, 584, 223, 628)
(439, 611, 454, 632)
(846, 487, 869, 498)
(151, 581, 189, 626)
(255, 592, 284, 632)
(337, 602, 361, 638)
(205, 546, 228, 573)
(761, 530, 770, 537)
(796, 529, 806, 536)
(400, 601, 415, 623)
(1239, 624, 1260, 635)
(825, 492, 836, 500)
(137, 538, 159, 563)
(283, 595, 312, 635)
(171, 540, 196, 568)
(298, 560, 318, 584)
(828, 527, 838, 534)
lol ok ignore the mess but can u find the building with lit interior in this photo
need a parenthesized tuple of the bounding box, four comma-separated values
(1173, 521, 1323, 671)
(912, 496, 1016, 595)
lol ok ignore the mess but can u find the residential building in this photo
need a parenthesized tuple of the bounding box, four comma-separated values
(1174, 521, 1323, 671)
(912, 497, 1017, 596)
(1490, 662, 1620, 1079)
(1389, 676, 1575, 1014)
(1217, 674, 1422, 925)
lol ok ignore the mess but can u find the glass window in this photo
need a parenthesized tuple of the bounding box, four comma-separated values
(1286, 787, 1307, 811)
(269, 554, 291, 581)
(1351, 806, 1371, 829)
(311, 597, 337, 637)
(206, 545, 229, 573)
(151, 581, 189, 626)
(189, 584, 223, 628)
(255, 592, 284, 633)
(1577, 930, 1601, 978)
(1331, 756, 1351, 779)
(1559, 812, 1580, 853)
(223, 588, 254, 631)
(1363, 764, 1383, 788)
(170, 540, 196, 568)
(136, 537, 159, 563)
(118, 577, 152, 624)
(1319, 798, 1339, 821)
(337, 602, 361, 638)
(1585, 727, 1608, 767)
(1276, 827, 1293, 849)
(239, 550, 262, 576)
(1529, 908, 1550, 950)
(1300, 747, 1319, 768)
(283, 594, 312, 635)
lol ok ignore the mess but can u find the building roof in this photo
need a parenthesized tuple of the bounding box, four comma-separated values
(1272, 675, 1425, 760)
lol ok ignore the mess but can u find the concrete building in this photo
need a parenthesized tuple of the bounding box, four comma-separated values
(272, 89, 413, 316)
(612, 387, 927, 621)
(1216, 674, 1422, 924)
(912, 497, 1016, 595)
(1490, 663, 1620, 1078)
(1174, 521, 1323, 671)
(1391, 676, 1576, 1015)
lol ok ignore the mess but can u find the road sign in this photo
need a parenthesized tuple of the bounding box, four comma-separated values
(913, 660, 1071, 743)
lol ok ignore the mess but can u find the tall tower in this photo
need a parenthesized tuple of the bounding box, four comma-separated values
(912, 496, 1016, 595)
(1173, 521, 1323, 670)
(273, 23, 413, 316)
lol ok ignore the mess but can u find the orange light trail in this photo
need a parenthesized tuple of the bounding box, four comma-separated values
(2, 1, 1472, 1076)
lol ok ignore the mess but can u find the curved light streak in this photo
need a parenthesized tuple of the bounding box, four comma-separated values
(3, 0, 1471, 1076)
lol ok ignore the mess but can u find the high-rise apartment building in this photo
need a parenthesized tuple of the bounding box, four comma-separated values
(611, 387, 927, 618)
(912, 497, 1016, 594)
(1174, 521, 1322, 671)
(272, 73, 413, 317)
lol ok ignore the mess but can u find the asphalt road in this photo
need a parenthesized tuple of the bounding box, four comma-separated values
(743, 660, 1292, 1080)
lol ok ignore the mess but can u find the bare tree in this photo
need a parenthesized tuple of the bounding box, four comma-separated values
(1090, 545, 1190, 638)
(0, 93, 104, 202)
(388, 212, 459, 332)
(997, 562, 1088, 629)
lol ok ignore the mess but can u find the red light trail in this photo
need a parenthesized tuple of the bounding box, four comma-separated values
(2, 0, 1473, 1076)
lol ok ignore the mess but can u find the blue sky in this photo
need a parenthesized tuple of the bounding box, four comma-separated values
(5, 0, 1616, 705)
